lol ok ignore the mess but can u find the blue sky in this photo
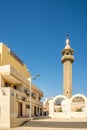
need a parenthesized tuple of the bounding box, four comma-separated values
(0, 0, 87, 99)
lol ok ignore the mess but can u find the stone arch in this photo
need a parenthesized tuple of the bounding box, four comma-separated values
(53, 95, 67, 112)
(71, 94, 87, 112)
(53, 95, 67, 102)
(71, 94, 87, 102)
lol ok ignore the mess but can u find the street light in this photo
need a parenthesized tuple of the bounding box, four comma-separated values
(28, 74, 40, 120)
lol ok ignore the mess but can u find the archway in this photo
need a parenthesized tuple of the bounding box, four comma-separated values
(53, 95, 67, 112)
(71, 94, 86, 112)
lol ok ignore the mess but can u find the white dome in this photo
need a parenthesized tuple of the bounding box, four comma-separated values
(65, 37, 71, 49)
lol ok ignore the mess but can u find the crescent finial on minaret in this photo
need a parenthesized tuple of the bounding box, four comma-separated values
(66, 34, 69, 39)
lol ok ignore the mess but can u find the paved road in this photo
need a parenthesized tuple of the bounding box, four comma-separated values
(0, 118, 87, 130)
(23, 119, 87, 129)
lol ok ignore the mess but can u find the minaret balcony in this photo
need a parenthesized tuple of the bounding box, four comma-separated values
(61, 55, 74, 63)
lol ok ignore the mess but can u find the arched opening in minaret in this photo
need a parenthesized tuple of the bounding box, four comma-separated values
(71, 94, 86, 112)
(66, 52, 69, 55)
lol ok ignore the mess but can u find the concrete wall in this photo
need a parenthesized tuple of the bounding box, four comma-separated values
(53, 112, 87, 119)
(0, 43, 30, 78)
(0, 88, 10, 128)
(49, 94, 87, 119)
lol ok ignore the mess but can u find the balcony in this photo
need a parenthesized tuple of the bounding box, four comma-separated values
(0, 65, 29, 85)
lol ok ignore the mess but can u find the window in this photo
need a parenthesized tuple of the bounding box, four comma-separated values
(14, 85, 17, 89)
(66, 52, 69, 55)
(26, 104, 30, 109)
(5, 82, 11, 87)
(39, 96, 41, 101)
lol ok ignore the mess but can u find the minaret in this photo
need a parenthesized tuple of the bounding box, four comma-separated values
(61, 35, 74, 98)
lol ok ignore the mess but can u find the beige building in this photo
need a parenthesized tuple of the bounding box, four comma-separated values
(44, 36, 87, 119)
(43, 98, 51, 116)
(0, 43, 43, 128)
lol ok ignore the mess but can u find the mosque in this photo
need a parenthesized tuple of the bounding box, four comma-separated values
(47, 36, 87, 119)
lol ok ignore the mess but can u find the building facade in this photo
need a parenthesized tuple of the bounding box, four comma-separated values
(0, 43, 43, 128)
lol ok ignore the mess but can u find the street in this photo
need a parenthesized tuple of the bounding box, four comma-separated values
(0, 118, 87, 130)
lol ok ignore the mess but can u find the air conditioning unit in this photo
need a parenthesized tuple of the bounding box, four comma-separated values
(32, 93, 36, 99)
(24, 88, 27, 93)
(22, 96, 26, 101)
(16, 94, 20, 99)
